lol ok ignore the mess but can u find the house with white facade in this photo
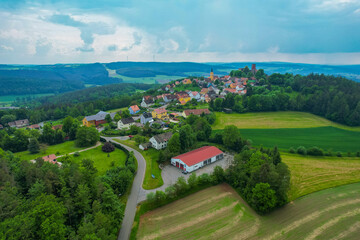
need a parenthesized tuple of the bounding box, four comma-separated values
(171, 146, 224, 173)
(140, 112, 153, 125)
(149, 132, 173, 150)
(117, 117, 135, 129)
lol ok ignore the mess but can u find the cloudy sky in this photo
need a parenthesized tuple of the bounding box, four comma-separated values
(0, 0, 360, 64)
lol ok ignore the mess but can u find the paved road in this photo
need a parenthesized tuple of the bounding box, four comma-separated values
(103, 137, 146, 240)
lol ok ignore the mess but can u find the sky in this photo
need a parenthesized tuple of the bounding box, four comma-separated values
(0, 0, 360, 64)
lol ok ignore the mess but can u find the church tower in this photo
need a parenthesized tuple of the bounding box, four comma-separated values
(210, 68, 214, 81)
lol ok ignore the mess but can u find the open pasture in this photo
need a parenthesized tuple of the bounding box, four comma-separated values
(137, 183, 360, 240)
(213, 111, 360, 131)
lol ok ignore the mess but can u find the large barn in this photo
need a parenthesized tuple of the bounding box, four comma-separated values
(171, 146, 224, 173)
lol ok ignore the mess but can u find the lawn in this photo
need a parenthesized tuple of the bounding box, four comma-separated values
(137, 183, 360, 240)
(14, 141, 88, 161)
(114, 139, 163, 190)
(112, 74, 182, 84)
(174, 85, 201, 92)
(106, 107, 127, 113)
(60, 145, 127, 175)
(213, 111, 360, 131)
(283, 152, 360, 201)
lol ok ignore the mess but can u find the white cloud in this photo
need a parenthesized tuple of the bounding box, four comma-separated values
(0, 45, 13, 51)
(267, 45, 280, 54)
(354, 8, 360, 13)
(309, 0, 358, 11)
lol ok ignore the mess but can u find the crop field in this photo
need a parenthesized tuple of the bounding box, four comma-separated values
(237, 126, 360, 153)
(137, 183, 360, 240)
(213, 111, 360, 131)
(282, 153, 360, 201)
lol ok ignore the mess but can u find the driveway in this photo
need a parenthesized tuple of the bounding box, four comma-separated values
(137, 153, 234, 203)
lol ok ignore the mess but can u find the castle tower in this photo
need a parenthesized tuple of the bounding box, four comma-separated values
(251, 64, 257, 75)
(210, 68, 214, 81)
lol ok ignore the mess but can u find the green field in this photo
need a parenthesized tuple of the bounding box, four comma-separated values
(114, 139, 163, 189)
(283, 153, 360, 201)
(213, 111, 360, 131)
(137, 183, 360, 240)
(60, 145, 127, 175)
(173, 85, 201, 92)
(14, 141, 88, 161)
(0, 93, 54, 106)
(236, 126, 360, 153)
(111, 72, 182, 84)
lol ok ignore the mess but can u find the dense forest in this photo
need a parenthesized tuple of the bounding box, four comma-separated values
(0, 83, 155, 125)
(212, 72, 360, 126)
(0, 146, 136, 239)
(0, 63, 121, 95)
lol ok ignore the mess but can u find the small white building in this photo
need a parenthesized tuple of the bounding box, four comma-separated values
(171, 146, 224, 173)
(140, 112, 153, 125)
(117, 117, 135, 130)
(149, 132, 173, 150)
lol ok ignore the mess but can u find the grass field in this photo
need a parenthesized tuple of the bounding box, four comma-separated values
(213, 111, 360, 131)
(111, 72, 182, 84)
(235, 126, 360, 153)
(60, 145, 127, 175)
(282, 153, 360, 201)
(0, 93, 54, 106)
(173, 85, 201, 92)
(137, 183, 360, 240)
(114, 139, 163, 189)
(14, 141, 88, 161)
(106, 107, 127, 113)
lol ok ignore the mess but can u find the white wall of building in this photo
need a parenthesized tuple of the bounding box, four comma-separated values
(171, 153, 224, 173)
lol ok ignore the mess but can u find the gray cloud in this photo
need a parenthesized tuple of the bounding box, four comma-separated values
(121, 32, 142, 51)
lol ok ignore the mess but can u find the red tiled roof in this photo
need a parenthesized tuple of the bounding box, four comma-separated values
(52, 125, 63, 130)
(154, 108, 167, 114)
(42, 154, 57, 164)
(173, 146, 223, 167)
(130, 105, 140, 112)
(224, 88, 237, 93)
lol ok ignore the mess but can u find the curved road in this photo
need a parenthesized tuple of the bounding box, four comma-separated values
(103, 137, 147, 240)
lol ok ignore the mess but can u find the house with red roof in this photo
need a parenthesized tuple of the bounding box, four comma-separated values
(129, 105, 140, 115)
(171, 146, 224, 173)
(42, 154, 62, 166)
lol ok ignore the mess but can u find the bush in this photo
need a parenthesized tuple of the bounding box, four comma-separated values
(74, 152, 80, 157)
(336, 152, 342, 157)
(102, 142, 115, 153)
(357, 152, 360, 157)
(306, 146, 324, 156)
(296, 146, 307, 155)
(289, 147, 295, 154)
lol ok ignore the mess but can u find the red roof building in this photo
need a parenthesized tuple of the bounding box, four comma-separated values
(42, 154, 58, 164)
(171, 146, 224, 173)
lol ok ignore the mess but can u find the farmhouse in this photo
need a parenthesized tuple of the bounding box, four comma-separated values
(149, 132, 173, 150)
(182, 108, 210, 118)
(117, 117, 135, 129)
(8, 119, 29, 128)
(140, 112, 153, 125)
(171, 146, 224, 173)
(82, 111, 115, 127)
(129, 105, 140, 115)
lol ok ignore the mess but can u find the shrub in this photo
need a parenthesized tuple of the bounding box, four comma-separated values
(74, 152, 80, 157)
(336, 152, 342, 157)
(357, 152, 360, 157)
(296, 146, 307, 155)
(307, 146, 324, 156)
(102, 142, 115, 153)
(289, 147, 295, 154)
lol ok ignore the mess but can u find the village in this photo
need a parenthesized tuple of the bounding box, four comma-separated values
(0, 65, 260, 173)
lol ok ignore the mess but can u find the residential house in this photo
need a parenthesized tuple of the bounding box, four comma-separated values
(188, 91, 200, 101)
(224, 88, 237, 94)
(171, 146, 224, 173)
(224, 80, 232, 87)
(8, 119, 29, 128)
(182, 78, 192, 84)
(150, 120, 166, 128)
(42, 154, 62, 166)
(117, 117, 135, 129)
(163, 94, 177, 103)
(209, 86, 220, 95)
(176, 92, 191, 105)
(83, 111, 115, 127)
(139, 142, 152, 150)
(141, 96, 155, 108)
(28, 124, 40, 130)
(175, 81, 180, 85)
(204, 94, 211, 103)
(150, 132, 173, 150)
(140, 112, 153, 125)
(129, 105, 140, 115)
(182, 109, 210, 118)
(152, 108, 167, 120)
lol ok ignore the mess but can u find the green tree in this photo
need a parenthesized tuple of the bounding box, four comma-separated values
(0, 114, 16, 125)
(75, 126, 99, 147)
(168, 133, 181, 155)
(105, 114, 112, 123)
(114, 113, 121, 122)
(223, 125, 244, 152)
(121, 110, 131, 119)
(251, 183, 277, 214)
(62, 116, 74, 135)
(28, 138, 40, 154)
